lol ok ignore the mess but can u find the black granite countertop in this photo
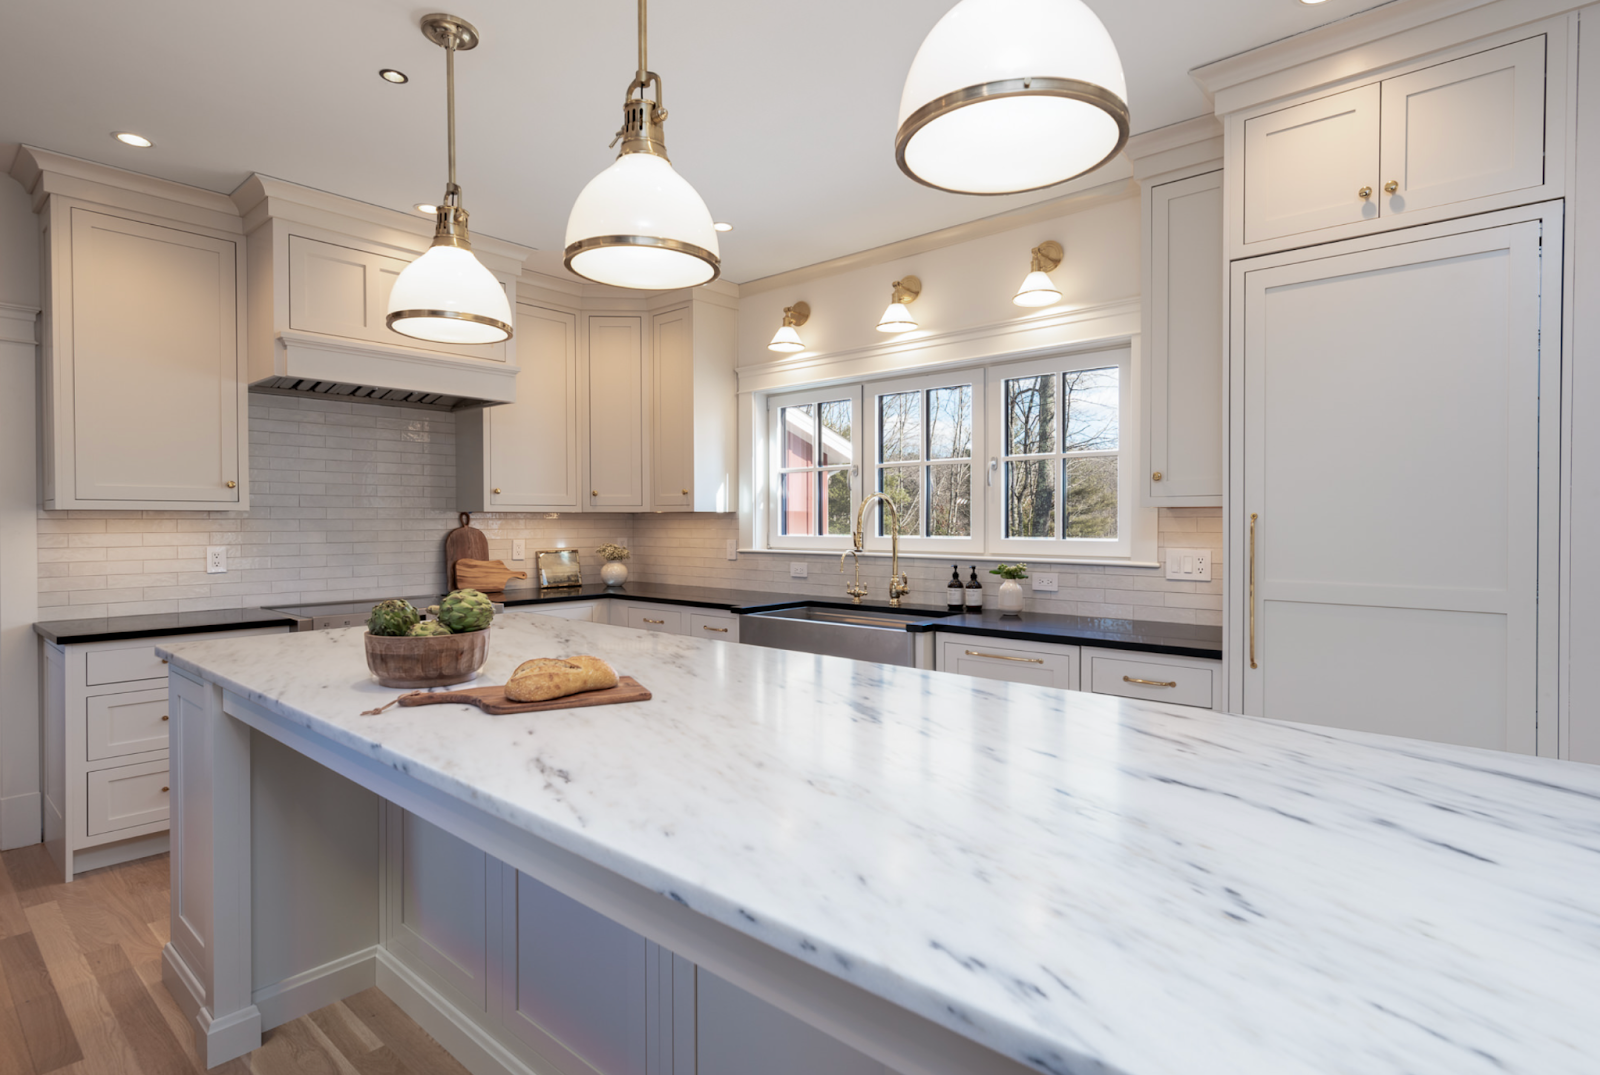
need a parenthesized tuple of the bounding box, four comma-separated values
(34, 607, 301, 646)
(902, 609, 1222, 660)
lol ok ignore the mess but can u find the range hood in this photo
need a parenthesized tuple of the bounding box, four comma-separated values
(231, 175, 532, 410)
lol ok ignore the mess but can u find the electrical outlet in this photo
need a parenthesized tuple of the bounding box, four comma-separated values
(790, 562, 808, 578)
(512, 539, 526, 561)
(1031, 572, 1059, 592)
(206, 546, 227, 574)
(726, 539, 738, 561)
(1165, 549, 1213, 582)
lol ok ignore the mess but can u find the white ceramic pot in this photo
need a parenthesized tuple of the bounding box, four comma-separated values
(601, 561, 629, 587)
(996, 578, 1025, 615)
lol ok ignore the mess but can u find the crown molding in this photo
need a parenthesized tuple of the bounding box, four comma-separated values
(1125, 116, 1224, 184)
(736, 171, 1137, 298)
(9, 146, 243, 232)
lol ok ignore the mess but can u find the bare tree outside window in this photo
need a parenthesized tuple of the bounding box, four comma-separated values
(1003, 366, 1119, 541)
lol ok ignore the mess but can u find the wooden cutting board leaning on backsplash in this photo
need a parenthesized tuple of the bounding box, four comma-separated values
(444, 512, 489, 591)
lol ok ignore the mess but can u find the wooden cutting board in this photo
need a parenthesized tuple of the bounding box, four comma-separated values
(368, 677, 651, 716)
(444, 512, 489, 591)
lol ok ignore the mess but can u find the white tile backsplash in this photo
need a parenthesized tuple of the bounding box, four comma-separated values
(39, 392, 1219, 625)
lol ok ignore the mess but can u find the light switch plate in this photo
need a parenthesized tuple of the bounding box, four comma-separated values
(790, 562, 808, 578)
(206, 546, 227, 574)
(1031, 572, 1059, 592)
(726, 539, 738, 561)
(1165, 548, 1213, 582)
(512, 539, 526, 561)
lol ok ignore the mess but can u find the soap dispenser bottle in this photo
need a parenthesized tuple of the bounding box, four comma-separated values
(965, 566, 984, 610)
(946, 565, 965, 609)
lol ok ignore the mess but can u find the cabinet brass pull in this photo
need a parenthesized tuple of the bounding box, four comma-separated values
(1358, 186, 1372, 200)
(161, 715, 169, 721)
(702, 625, 729, 633)
(160, 658, 168, 664)
(592, 489, 600, 497)
(1249, 512, 1259, 670)
(161, 786, 169, 793)
(1123, 675, 1177, 688)
(1384, 180, 1399, 194)
(493, 487, 501, 494)
(643, 618, 665, 625)
(1152, 471, 1163, 482)
(681, 488, 689, 496)
(226, 480, 237, 489)
(965, 650, 1044, 664)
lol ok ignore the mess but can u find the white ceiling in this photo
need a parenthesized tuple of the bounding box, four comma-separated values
(0, 0, 1381, 283)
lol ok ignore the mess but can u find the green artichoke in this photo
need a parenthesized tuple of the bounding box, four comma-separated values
(368, 598, 421, 637)
(408, 620, 453, 637)
(438, 589, 494, 633)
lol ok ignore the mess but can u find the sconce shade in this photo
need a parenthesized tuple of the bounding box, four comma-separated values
(1012, 269, 1063, 307)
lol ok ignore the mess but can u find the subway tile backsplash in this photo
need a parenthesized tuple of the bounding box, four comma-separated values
(38, 392, 1220, 624)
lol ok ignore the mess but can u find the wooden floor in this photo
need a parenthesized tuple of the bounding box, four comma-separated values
(0, 844, 471, 1075)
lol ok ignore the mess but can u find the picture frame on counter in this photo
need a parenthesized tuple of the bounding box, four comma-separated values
(536, 549, 583, 589)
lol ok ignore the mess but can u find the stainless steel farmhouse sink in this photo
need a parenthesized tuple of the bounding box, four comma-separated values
(740, 605, 951, 667)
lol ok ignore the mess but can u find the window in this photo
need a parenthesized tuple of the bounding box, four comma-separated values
(765, 344, 1147, 561)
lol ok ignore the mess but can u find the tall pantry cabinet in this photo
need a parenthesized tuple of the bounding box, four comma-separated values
(1196, 11, 1572, 757)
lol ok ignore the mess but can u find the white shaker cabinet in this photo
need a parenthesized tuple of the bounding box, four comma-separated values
(1242, 84, 1380, 246)
(1143, 169, 1224, 506)
(587, 314, 648, 512)
(458, 303, 582, 512)
(651, 300, 738, 512)
(41, 203, 248, 508)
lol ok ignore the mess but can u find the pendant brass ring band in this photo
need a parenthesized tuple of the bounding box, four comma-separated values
(385, 309, 513, 341)
(563, 234, 722, 285)
(894, 77, 1131, 196)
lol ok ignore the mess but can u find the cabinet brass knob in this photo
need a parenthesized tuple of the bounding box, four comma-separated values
(160, 658, 168, 664)
(161, 786, 169, 793)
(493, 487, 501, 494)
(1152, 471, 1163, 482)
(226, 480, 237, 488)
(1383, 180, 1399, 194)
(592, 489, 599, 497)
(681, 488, 689, 496)
(1358, 186, 1372, 200)
(161, 715, 169, 721)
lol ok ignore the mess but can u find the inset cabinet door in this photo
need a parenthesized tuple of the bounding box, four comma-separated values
(385, 808, 491, 1012)
(651, 306, 694, 509)
(481, 304, 580, 510)
(1378, 36, 1546, 217)
(1146, 170, 1223, 505)
(587, 315, 646, 511)
(1242, 84, 1379, 245)
(67, 208, 243, 504)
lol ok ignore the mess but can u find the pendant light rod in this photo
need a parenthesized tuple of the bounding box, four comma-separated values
(445, 29, 457, 191)
(637, 0, 648, 85)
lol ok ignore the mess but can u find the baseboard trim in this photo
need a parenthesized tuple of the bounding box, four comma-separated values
(162, 942, 263, 1067)
(71, 832, 168, 877)
(254, 947, 378, 1030)
(0, 791, 40, 851)
(375, 949, 537, 1075)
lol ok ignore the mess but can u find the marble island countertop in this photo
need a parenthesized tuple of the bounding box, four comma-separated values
(158, 612, 1600, 1075)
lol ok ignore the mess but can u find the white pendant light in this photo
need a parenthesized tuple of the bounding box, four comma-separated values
(895, 0, 1130, 195)
(877, 277, 922, 333)
(386, 14, 512, 345)
(1012, 240, 1064, 307)
(564, 0, 719, 290)
(768, 302, 810, 353)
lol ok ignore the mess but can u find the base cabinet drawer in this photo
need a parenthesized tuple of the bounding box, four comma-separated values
(615, 604, 685, 635)
(1088, 653, 1214, 709)
(85, 645, 168, 686)
(690, 613, 738, 642)
(937, 637, 1079, 690)
(86, 688, 169, 761)
(86, 759, 170, 836)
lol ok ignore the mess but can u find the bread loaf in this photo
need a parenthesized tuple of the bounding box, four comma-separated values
(504, 655, 620, 702)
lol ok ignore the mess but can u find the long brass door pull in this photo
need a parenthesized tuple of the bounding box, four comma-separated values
(1249, 513, 1259, 670)
(1123, 675, 1177, 688)
(965, 650, 1043, 664)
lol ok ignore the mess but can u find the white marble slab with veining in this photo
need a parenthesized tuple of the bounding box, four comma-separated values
(159, 613, 1600, 1075)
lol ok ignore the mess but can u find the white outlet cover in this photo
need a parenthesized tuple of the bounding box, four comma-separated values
(726, 539, 739, 561)
(790, 562, 808, 578)
(512, 539, 526, 561)
(1031, 572, 1059, 592)
(206, 546, 227, 574)
(1165, 549, 1213, 582)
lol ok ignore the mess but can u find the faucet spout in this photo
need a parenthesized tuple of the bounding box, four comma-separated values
(839, 549, 867, 604)
(852, 492, 911, 608)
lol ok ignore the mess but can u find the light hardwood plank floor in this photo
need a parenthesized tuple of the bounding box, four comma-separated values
(0, 845, 471, 1075)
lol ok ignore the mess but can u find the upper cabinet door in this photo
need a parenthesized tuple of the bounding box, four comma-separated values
(587, 315, 646, 511)
(651, 307, 694, 510)
(68, 208, 243, 504)
(1242, 84, 1380, 245)
(1146, 170, 1223, 506)
(1379, 36, 1546, 217)
(484, 305, 580, 511)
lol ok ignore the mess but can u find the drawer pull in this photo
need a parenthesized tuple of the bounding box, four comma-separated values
(160, 786, 169, 793)
(702, 625, 729, 633)
(592, 489, 600, 497)
(1123, 675, 1177, 688)
(161, 715, 169, 721)
(493, 487, 501, 494)
(643, 618, 665, 625)
(226, 480, 237, 489)
(160, 659, 168, 665)
(965, 650, 1043, 664)
(681, 488, 689, 496)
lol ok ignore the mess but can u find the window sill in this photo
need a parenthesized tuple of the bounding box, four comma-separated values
(744, 548, 1163, 569)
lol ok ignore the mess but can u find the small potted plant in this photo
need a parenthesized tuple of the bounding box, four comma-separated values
(363, 591, 494, 688)
(596, 543, 631, 587)
(988, 563, 1028, 616)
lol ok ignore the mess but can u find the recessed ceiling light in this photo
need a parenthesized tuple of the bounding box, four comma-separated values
(379, 68, 409, 83)
(713, 222, 734, 232)
(112, 132, 153, 148)
(413, 203, 439, 215)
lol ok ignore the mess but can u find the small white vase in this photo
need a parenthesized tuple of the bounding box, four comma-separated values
(600, 562, 629, 587)
(996, 578, 1024, 616)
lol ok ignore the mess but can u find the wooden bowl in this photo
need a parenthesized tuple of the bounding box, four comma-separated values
(364, 630, 489, 689)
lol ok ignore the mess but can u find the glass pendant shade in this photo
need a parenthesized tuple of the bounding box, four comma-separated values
(877, 303, 918, 333)
(768, 324, 805, 352)
(565, 154, 720, 290)
(387, 244, 512, 344)
(1012, 270, 1063, 307)
(895, 0, 1129, 195)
